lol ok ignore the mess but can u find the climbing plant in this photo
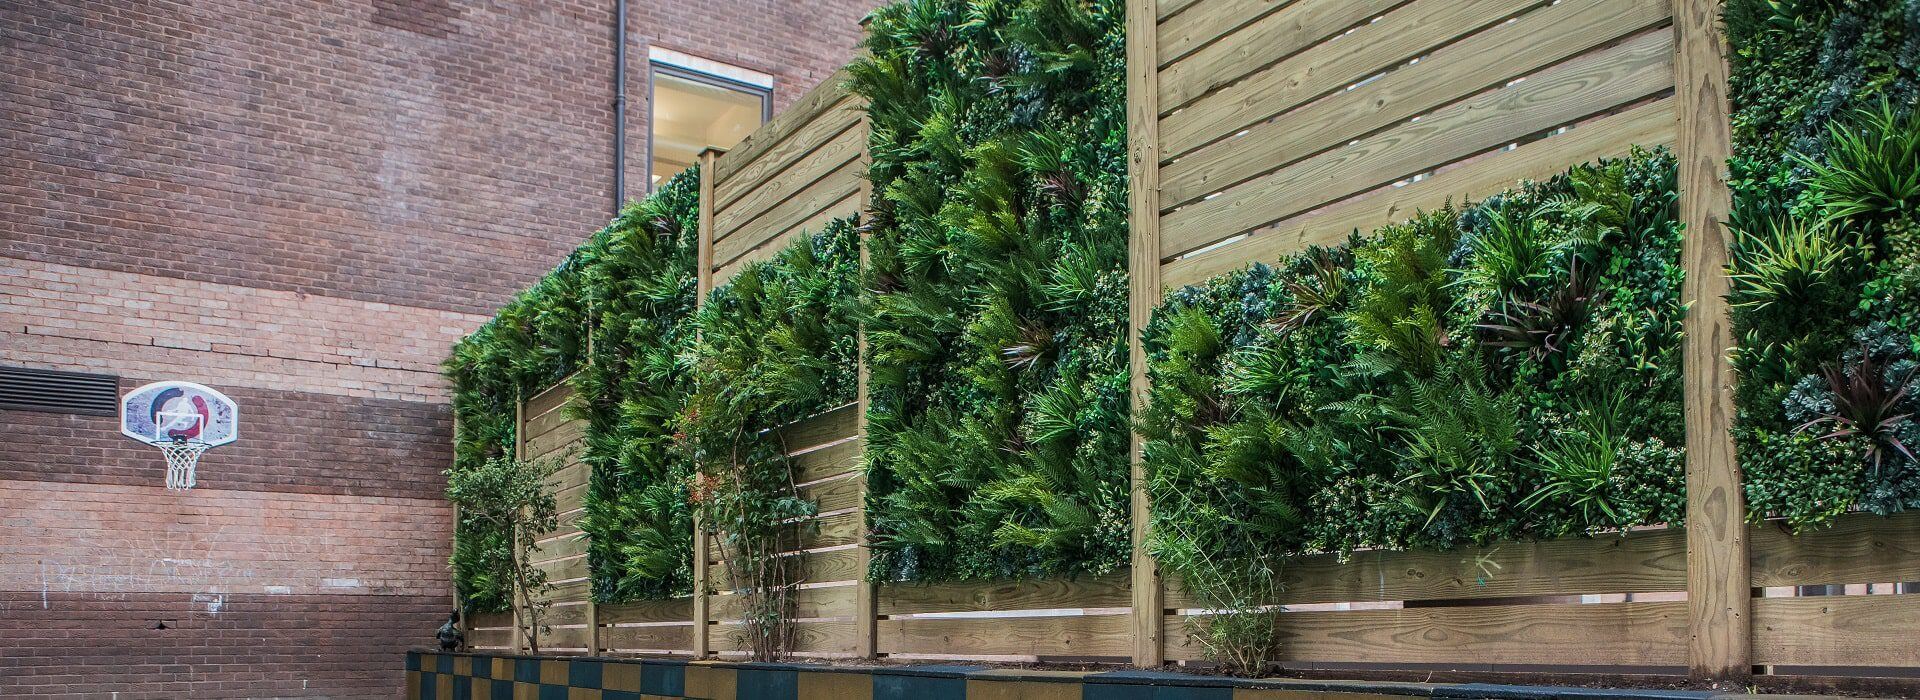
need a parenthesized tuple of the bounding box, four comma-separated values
(682, 218, 861, 659)
(444, 168, 702, 611)
(1726, 0, 1920, 528)
(852, 0, 1133, 583)
(1140, 151, 1688, 666)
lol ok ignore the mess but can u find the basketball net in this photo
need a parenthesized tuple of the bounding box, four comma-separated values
(158, 438, 208, 490)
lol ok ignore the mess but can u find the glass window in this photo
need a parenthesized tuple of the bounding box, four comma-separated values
(649, 64, 770, 188)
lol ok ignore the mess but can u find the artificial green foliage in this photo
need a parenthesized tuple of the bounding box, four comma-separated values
(1141, 153, 1688, 603)
(575, 170, 703, 603)
(444, 168, 702, 612)
(852, 0, 1132, 582)
(1726, 0, 1920, 529)
(682, 218, 861, 659)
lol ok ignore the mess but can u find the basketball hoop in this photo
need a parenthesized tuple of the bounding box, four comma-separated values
(120, 381, 239, 491)
(158, 438, 210, 490)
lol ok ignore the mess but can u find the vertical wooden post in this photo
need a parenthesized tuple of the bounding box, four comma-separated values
(1674, 0, 1748, 685)
(1123, 0, 1164, 669)
(691, 147, 722, 659)
(852, 134, 880, 659)
(452, 412, 469, 648)
(512, 393, 528, 654)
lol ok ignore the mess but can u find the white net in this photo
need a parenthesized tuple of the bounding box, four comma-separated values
(158, 440, 210, 490)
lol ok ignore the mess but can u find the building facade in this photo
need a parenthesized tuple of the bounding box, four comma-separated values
(0, 0, 877, 696)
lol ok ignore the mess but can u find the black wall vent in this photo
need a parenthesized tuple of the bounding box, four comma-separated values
(0, 366, 120, 416)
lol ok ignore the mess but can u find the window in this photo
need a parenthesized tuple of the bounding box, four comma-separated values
(648, 52, 771, 189)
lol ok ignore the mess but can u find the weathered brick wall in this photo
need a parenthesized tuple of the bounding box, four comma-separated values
(0, 0, 876, 697)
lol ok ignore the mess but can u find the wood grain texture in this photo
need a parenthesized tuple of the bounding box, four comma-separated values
(711, 583, 859, 621)
(1750, 512, 1920, 587)
(1672, 0, 1745, 682)
(1127, 0, 1166, 667)
(1159, 0, 1671, 208)
(712, 70, 853, 186)
(879, 613, 1134, 657)
(712, 162, 863, 267)
(693, 147, 720, 658)
(600, 623, 696, 652)
(1161, 30, 1675, 258)
(775, 403, 861, 453)
(599, 597, 694, 625)
(800, 472, 863, 513)
(712, 191, 863, 283)
(1164, 527, 1685, 608)
(854, 146, 878, 658)
(793, 440, 862, 483)
(1158, 0, 1403, 106)
(714, 619, 859, 655)
(713, 123, 866, 244)
(1160, 98, 1675, 287)
(1158, 0, 1540, 158)
(524, 380, 576, 420)
(1165, 601, 1688, 665)
(715, 96, 863, 209)
(710, 547, 866, 591)
(1753, 595, 1920, 668)
(879, 574, 1132, 615)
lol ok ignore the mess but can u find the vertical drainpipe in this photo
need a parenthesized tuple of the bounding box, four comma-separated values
(612, 0, 628, 214)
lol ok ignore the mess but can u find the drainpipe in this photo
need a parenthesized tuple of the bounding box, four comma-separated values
(612, 0, 628, 213)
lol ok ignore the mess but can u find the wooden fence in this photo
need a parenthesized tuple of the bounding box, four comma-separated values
(461, 0, 1920, 686)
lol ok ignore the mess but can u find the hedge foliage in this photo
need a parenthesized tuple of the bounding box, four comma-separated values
(683, 218, 861, 656)
(851, 0, 1133, 582)
(444, 168, 701, 612)
(1141, 151, 1688, 604)
(1727, 0, 1920, 528)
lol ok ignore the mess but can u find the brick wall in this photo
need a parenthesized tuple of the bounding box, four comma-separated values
(0, 0, 877, 697)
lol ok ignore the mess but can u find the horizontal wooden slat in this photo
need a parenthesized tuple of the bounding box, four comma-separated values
(1160, 0, 1539, 156)
(599, 623, 695, 651)
(1157, 0, 1205, 22)
(800, 472, 862, 512)
(524, 389, 577, 438)
(713, 164, 864, 270)
(1159, 97, 1675, 287)
(533, 578, 590, 605)
(712, 70, 853, 186)
(468, 611, 514, 629)
(524, 381, 576, 421)
(714, 619, 858, 655)
(713, 193, 862, 283)
(1159, 0, 1401, 100)
(529, 532, 588, 562)
(709, 512, 860, 564)
(1161, 0, 1671, 208)
(776, 404, 861, 454)
(1753, 595, 1920, 668)
(599, 597, 694, 625)
(715, 122, 866, 240)
(1750, 512, 1920, 587)
(1161, 31, 1674, 257)
(540, 601, 594, 627)
(536, 624, 592, 650)
(880, 613, 1132, 657)
(535, 555, 589, 583)
(1164, 527, 1684, 608)
(468, 627, 512, 648)
(793, 441, 861, 483)
(717, 96, 863, 208)
(712, 583, 859, 621)
(880, 574, 1132, 616)
(1165, 601, 1688, 665)
(710, 547, 863, 590)
(525, 422, 585, 464)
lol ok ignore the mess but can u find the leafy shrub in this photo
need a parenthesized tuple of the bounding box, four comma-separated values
(444, 168, 702, 611)
(1727, 0, 1920, 529)
(683, 218, 861, 659)
(852, 0, 1132, 582)
(1141, 152, 1687, 603)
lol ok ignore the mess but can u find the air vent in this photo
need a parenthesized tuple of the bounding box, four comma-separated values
(0, 366, 120, 416)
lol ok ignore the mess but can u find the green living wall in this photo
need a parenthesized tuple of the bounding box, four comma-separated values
(1140, 151, 1688, 604)
(852, 0, 1133, 582)
(1726, 0, 1920, 528)
(444, 168, 702, 612)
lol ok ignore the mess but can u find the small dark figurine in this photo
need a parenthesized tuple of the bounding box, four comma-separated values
(436, 610, 463, 651)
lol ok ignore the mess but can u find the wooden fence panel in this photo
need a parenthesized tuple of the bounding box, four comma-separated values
(708, 73, 867, 281)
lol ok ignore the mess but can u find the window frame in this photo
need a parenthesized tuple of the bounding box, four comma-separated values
(645, 61, 774, 191)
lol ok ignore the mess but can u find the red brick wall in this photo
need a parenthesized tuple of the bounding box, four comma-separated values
(0, 0, 877, 696)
